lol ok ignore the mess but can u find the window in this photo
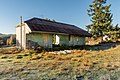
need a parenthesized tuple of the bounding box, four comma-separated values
(52, 34, 60, 45)
(55, 35, 60, 45)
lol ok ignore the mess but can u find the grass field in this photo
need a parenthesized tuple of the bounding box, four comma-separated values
(0, 42, 120, 80)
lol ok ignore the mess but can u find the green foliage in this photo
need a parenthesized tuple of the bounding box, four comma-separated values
(0, 34, 16, 45)
(86, 0, 114, 37)
(105, 24, 120, 41)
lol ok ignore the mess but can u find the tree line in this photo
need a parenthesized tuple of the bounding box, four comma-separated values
(0, 34, 16, 46)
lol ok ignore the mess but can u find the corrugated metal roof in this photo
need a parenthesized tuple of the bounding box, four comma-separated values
(24, 18, 92, 37)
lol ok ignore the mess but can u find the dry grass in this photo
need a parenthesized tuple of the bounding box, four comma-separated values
(0, 43, 120, 79)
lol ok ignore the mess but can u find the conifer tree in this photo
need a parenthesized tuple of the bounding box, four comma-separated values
(86, 0, 113, 37)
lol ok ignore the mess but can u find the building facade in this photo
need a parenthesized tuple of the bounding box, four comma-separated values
(16, 18, 92, 50)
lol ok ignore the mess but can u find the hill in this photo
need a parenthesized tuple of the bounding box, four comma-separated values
(0, 33, 16, 45)
(0, 33, 4, 37)
(0, 33, 15, 38)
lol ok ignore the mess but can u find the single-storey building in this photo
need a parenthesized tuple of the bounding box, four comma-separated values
(16, 18, 92, 50)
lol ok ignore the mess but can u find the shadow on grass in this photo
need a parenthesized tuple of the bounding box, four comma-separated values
(81, 41, 120, 51)
(51, 41, 120, 51)
(2, 41, 119, 52)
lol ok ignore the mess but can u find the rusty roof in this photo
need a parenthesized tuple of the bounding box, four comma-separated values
(24, 18, 92, 37)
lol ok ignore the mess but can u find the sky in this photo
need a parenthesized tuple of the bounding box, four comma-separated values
(0, 0, 120, 34)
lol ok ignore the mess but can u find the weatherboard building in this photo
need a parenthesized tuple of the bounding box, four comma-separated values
(16, 18, 91, 50)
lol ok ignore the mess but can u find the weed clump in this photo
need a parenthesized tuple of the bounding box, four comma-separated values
(23, 53, 29, 56)
(16, 55, 23, 59)
(1, 55, 9, 59)
(31, 55, 41, 60)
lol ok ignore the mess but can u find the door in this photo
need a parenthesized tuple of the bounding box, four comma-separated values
(43, 34, 48, 48)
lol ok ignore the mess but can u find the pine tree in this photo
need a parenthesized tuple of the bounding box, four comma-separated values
(108, 24, 120, 41)
(86, 0, 113, 37)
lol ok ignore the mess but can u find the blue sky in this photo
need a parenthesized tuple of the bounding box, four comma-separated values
(0, 0, 120, 34)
